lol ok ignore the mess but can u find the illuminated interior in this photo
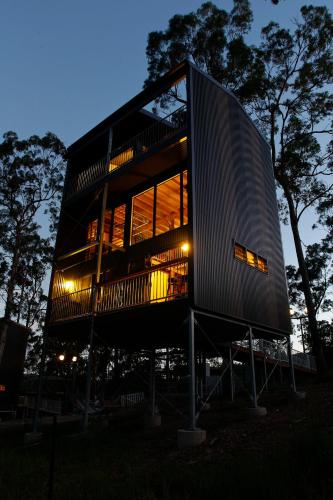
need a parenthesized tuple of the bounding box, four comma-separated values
(109, 147, 134, 172)
(156, 174, 181, 235)
(103, 205, 126, 250)
(234, 242, 268, 274)
(131, 187, 154, 244)
(52, 273, 92, 298)
(86, 219, 98, 259)
(131, 170, 188, 245)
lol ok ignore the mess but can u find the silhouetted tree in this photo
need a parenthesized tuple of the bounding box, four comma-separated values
(0, 131, 66, 365)
(145, 2, 333, 373)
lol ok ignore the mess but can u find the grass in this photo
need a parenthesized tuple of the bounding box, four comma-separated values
(1, 383, 333, 499)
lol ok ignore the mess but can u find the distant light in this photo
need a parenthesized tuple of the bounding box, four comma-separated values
(179, 136, 187, 143)
(58, 354, 65, 362)
(72, 356, 78, 362)
(181, 242, 189, 253)
(289, 308, 295, 317)
(64, 280, 75, 293)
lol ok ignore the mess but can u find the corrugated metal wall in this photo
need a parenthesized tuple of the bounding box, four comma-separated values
(190, 66, 291, 334)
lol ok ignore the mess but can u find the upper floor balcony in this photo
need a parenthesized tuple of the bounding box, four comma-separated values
(49, 256, 188, 324)
(65, 105, 187, 201)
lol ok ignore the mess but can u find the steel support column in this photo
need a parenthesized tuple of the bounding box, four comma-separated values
(150, 349, 156, 417)
(229, 346, 234, 402)
(248, 327, 258, 408)
(188, 308, 196, 430)
(83, 287, 96, 430)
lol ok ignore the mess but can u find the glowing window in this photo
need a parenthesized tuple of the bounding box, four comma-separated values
(246, 250, 257, 268)
(131, 187, 154, 244)
(257, 256, 268, 273)
(86, 219, 98, 259)
(234, 242, 268, 274)
(156, 174, 181, 236)
(109, 147, 134, 172)
(112, 205, 126, 249)
(234, 243, 246, 261)
(183, 170, 188, 225)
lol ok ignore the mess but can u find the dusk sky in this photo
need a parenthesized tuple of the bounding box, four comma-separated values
(1, 0, 332, 331)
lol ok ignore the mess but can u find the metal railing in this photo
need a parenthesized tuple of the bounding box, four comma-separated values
(66, 157, 108, 199)
(108, 105, 187, 172)
(65, 105, 187, 199)
(50, 287, 92, 322)
(97, 259, 188, 313)
(50, 259, 188, 322)
(234, 338, 317, 372)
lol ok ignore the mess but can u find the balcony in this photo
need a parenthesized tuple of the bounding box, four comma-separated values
(50, 258, 188, 323)
(65, 105, 187, 200)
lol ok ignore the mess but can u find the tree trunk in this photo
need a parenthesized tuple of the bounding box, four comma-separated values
(283, 183, 328, 374)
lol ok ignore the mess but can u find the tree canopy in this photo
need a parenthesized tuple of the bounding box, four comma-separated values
(145, 1, 333, 372)
(0, 131, 66, 327)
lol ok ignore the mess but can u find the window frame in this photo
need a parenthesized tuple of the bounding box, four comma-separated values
(129, 168, 188, 246)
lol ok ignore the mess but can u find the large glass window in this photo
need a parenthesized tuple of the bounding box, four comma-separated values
(112, 205, 126, 249)
(130, 170, 188, 246)
(103, 205, 126, 250)
(131, 187, 154, 244)
(86, 219, 98, 259)
(156, 174, 181, 236)
(183, 170, 188, 225)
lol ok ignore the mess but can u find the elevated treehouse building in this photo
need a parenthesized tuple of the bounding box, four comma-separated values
(48, 62, 290, 345)
(46, 63, 293, 436)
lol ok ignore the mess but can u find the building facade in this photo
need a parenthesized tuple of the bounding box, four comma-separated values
(47, 62, 291, 349)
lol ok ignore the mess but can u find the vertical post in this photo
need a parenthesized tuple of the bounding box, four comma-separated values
(278, 343, 283, 384)
(248, 327, 257, 408)
(188, 308, 196, 430)
(96, 183, 108, 284)
(263, 355, 268, 391)
(150, 349, 156, 417)
(229, 346, 234, 402)
(83, 287, 96, 430)
(300, 318, 306, 353)
(287, 337, 297, 393)
(32, 327, 48, 433)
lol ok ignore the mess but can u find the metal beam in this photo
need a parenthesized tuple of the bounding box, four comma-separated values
(57, 242, 98, 261)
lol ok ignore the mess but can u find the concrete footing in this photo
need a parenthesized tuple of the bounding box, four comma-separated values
(244, 406, 267, 418)
(24, 432, 43, 445)
(145, 414, 162, 428)
(177, 428, 206, 449)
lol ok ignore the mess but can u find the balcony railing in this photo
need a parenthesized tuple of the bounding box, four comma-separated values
(234, 339, 317, 372)
(50, 258, 188, 323)
(50, 287, 92, 323)
(65, 105, 187, 200)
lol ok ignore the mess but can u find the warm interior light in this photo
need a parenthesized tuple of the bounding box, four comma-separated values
(72, 356, 78, 362)
(179, 136, 187, 143)
(181, 243, 189, 252)
(64, 280, 75, 293)
(58, 354, 65, 362)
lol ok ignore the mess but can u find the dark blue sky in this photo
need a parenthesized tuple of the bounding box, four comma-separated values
(1, 0, 329, 146)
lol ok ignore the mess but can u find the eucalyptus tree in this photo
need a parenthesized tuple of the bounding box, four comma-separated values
(144, 1, 333, 372)
(0, 131, 66, 341)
